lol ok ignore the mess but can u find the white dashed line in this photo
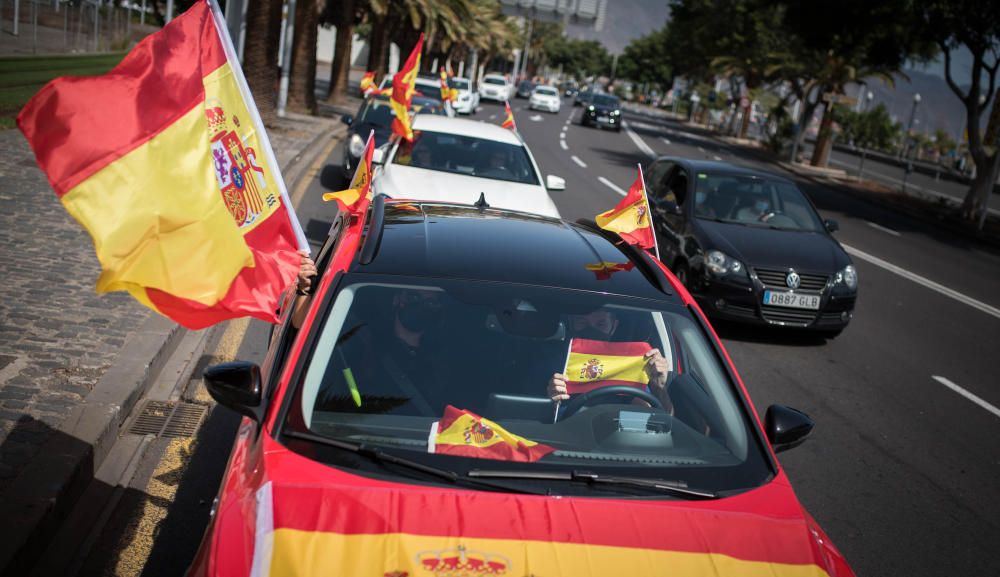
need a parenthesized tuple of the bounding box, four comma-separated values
(843, 243, 1000, 320)
(932, 375, 1000, 419)
(560, 140, 568, 150)
(698, 146, 705, 152)
(598, 176, 627, 196)
(559, 132, 566, 140)
(561, 126, 567, 133)
(713, 155, 722, 161)
(866, 221, 902, 237)
(571, 155, 588, 168)
(661, 137, 671, 145)
(489, 114, 497, 120)
(622, 121, 657, 159)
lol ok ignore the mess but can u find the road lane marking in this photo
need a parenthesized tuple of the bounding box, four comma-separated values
(571, 155, 588, 168)
(561, 126, 567, 133)
(698, 146, 705, 152)
(560, 140, 568, 150)
(559, 132, 566, 139)
(530, 114, 543, 121)
(843, 243, 1000, 320)
(713, 155, 722, 161)
(622, 121, 656, 159)
(598, 176, 627, 196)
(489, 114, 497, 120)
(866, 221, 902, 237)
(932, 375, 1000, 419)
(661, 137, 671, 145)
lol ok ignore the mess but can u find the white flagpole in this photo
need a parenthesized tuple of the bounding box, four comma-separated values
(553, 338, 574, 424)
(206, 0, 310, 253)
(636, 163, 661, 262)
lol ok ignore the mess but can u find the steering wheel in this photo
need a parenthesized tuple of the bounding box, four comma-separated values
(560, 386, 664, 419)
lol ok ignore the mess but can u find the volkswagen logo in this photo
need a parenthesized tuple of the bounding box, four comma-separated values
(785, 270, 801, 289)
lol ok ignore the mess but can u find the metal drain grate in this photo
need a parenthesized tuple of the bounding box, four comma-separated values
(128, 400, 207, 438)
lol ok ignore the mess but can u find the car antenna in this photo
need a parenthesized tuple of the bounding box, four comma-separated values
(474, 192, 490, 211)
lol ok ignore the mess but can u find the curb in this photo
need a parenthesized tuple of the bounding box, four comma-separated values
(0, 116, 349, 576)
(0, 315, 184, 575)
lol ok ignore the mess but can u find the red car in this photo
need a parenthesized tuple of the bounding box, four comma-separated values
(188, 196, 854, 577)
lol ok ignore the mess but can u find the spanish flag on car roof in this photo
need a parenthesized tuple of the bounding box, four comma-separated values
(501, 100, 517, 131)
(323, 130, 374, 215)
(596, 164, 655, 250)
(17, 0, 304, 330)
(390, 34, 424, 141)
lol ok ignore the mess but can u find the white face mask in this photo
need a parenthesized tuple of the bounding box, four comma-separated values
(695, 191, 707, 204)
(754, 200, 769, 213)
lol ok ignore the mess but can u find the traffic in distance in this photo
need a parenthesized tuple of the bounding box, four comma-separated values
(190, 78, 861, 576)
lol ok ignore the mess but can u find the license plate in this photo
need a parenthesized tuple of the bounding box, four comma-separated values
(763, 290, 820, 310)
(597, 116, 613, 124)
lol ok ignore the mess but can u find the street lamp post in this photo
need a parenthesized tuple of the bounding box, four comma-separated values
(902, 92, 921, 159)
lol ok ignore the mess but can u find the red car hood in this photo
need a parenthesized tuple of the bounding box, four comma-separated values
(200, 433, 852, 577)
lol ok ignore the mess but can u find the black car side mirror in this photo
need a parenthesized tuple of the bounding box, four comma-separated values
(824, 219, 839, 233)
(341, 115, 353, 126)
(765, 405, 814, 453)
(204, 361, 263, 422)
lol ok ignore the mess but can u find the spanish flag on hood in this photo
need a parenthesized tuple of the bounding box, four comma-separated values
(429, 406, 554, 462)
(16, 0, 303, 330)
(596, 164, 655, 249)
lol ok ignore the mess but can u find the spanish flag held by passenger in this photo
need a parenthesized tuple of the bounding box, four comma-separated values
(430, 406, 554, 463)
(501, 100, 517, 130)
(359, 71, 377, 97)
(323, 130, 374, 215)
(16, 0, 306, 330)
(563, 339, 652, 395)
(595, 164, 655, 250)
(390, 33, 424, 141)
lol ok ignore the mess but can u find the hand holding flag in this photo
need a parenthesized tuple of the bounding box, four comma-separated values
(595, 164, 657, 256)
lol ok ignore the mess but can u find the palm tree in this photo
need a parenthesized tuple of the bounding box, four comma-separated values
(323, 0, 361, 104)
(287, 0, 320, 114)
(244, 0, 283, 126)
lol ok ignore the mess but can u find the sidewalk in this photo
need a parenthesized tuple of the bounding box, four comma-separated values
(0, 108, 345, 573)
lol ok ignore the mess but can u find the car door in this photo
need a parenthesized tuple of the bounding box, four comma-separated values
(647, 161, 689, 266)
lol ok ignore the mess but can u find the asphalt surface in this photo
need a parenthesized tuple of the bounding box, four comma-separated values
(98, 98, 1000, 577)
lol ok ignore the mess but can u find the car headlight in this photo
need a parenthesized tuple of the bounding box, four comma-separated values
(348, 133, 365, 157)
(611, 109, 621, 115)
(706, 250, 745, 276)
(834, 265, 858, 290)
(588, 105, 595, 112)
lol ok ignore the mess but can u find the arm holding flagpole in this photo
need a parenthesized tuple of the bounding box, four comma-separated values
(637, 162, 661, 262)
(206, 0, 310, 254)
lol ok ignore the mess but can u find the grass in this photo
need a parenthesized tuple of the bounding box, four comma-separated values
(0, 52, 126, 124)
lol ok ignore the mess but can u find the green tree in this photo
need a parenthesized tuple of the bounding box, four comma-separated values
(617, 28, 671, 91)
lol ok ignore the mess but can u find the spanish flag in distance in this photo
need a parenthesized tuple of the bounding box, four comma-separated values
(390, 33, 424, 141)
(430, 406, 554, 462)
(17, 0, 303, 330)
(564, 339, 652, 395)
(359, 71, 377, 97)
(501, 100, 517, 130)
(323, 130, 374, 214)
(596, 164, 655, 249)
(439, 67, 451, 101)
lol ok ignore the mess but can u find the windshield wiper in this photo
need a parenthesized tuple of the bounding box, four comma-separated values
(467, 469, 717, 500)
(283, 429, 543, 494)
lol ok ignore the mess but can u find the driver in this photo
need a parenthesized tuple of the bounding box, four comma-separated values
(546, 309, 672, 412)
(736, 191, 772, 222)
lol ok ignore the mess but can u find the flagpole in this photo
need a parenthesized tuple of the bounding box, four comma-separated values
(206, 0, 311, 254)
(637, 163, 661, 262)
(553, 337, 574, 424)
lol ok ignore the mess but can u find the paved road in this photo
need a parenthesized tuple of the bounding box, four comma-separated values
(94, 99, 1000, 577)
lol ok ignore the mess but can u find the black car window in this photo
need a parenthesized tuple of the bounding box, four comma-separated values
(694, 173, 824, 231)
(591, 94, 620, 107)
(393, 131, 540, 185)
(645, 160, 674, 199)
(657, 166, 687, 206)
(357, 97, 395, 127)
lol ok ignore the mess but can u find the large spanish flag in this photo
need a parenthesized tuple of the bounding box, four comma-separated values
(17, 0, 304, 330)
(322, 129, 374, 215)
(564, 338, 652, 394)
(429, 406, 554, 462)
(596, 164, 655, 249)
(390, 34, 424, 141)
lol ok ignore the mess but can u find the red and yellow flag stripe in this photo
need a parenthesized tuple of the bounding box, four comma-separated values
(564, 338, 651, 394)
(596, 165, 655, 249)
(430, 406, 554, 462)
(391, 34, 424, 141)
(501, 100, 516, 130)
(323, 130, 374, 214)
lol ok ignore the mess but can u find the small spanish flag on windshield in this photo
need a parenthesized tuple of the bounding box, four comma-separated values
(564, 339, 652, 395)
(323, 129, 374, 214)
(596, 164, 655, 250)
(585, 261, 635, 280)
(501, 100, 517, 131)
(430, 406, 554, 462)
(390, 33, 423, 141)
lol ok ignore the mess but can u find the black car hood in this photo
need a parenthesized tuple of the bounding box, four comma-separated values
(696, 219, 848, 272)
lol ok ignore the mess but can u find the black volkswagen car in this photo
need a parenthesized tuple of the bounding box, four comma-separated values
(643, 158, 857, 336)
(581, 93, 622, 131)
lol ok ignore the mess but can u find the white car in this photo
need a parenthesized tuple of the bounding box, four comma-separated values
(372, 115, 565, 218)
(449, 76, 479, 114)
(529, 85, 561, 113)
(479, 73, 511, 102)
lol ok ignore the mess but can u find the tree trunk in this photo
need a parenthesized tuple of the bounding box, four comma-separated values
(810, 102, 834, 167)
(287, 0, 318, 114)
(243, 0, 282, 127)
(325, 0, 355, 104)
(791, 95, 819, 161)
(367, 12, 388, 79)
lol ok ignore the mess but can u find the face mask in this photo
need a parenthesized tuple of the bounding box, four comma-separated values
(754, 200, 769, 213)
(398, 302, 443, 332)
(695, 191, 707, 204)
